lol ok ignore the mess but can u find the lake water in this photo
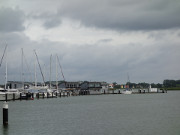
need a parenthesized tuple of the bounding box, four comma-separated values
(0, 91, 180, 135)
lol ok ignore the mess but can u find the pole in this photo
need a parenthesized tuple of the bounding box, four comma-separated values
(3, 102, 8, 126)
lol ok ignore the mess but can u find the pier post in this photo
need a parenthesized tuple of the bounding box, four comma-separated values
(47, 93, 49, 98)
(139, 90, 141, 93)
(3, 102, 8, 126)
(118, 90, 120, 94)
(52, 92, 53, 98)
(43, 92, 44, 99)
(60, 92, 61, 98)
(37, 93, 39, 99)
(143, 90, 145, 93)
(56, 92, 57, 97)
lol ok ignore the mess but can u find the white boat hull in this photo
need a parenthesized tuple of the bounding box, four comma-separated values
(0, 93, 20, 101)
(121, 90, 132, 94)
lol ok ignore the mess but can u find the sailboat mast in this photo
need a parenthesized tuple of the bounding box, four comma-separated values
(21, 48, 24, 90)
(49, 54, 52, 89)
(34, 50, 45, 86)
(34, 55, 37, 87)
(56, 55, 58, 90)
(5, 46, 8, 90)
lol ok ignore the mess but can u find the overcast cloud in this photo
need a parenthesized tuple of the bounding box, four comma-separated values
(0, 0, 180, 84)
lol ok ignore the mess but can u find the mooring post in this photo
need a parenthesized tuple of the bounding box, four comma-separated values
(56, 92, 57, 97)
(3, 101, 8, 126)
(37, 93, 39, 99)
(43, 92, 44, 99)
(52, 92, 53, 98)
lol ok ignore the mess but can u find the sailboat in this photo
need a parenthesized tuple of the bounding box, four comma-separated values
(0, 45, 21, 100)
(121, 73, 132, 94)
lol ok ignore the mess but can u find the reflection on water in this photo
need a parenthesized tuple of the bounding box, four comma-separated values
(0, 91, 180, 135)
(2, 125, 9, 135)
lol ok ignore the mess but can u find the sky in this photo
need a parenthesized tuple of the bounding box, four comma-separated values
(0, 0, 180, 85)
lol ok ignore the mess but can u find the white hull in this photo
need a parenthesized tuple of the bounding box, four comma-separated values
(0, 93, 20, 101)
(121, 90, 132, 94)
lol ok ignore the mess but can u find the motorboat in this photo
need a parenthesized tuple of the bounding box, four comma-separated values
(121, 89, 132, 94)
(0, 88, 21, 101)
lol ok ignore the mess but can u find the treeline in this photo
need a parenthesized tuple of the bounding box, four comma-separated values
(163, 79, 180, 88)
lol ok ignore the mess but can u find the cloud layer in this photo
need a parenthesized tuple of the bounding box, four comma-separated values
(58, 0, 180, 30)
(0, 0, 180, 84)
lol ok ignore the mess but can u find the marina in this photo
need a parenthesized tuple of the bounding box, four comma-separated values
(0, 0, 180, 134)
(0, 91, 179, 135)
(0, 87, 167, 101)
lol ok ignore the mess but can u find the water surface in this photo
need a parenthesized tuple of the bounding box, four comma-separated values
(0, 91, 180, 135)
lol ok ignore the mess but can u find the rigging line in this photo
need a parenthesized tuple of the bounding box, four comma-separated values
(0, 44, 7, 67)
(23, 50, 33, 82)
(57, 55, 65, 81)
(34, 50, 45, 84)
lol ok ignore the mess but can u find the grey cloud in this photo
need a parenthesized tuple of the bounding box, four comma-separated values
(0, 7, 25, 32)
(30, 12, 62, 29)
(43, 17, 61, 29)
(97, 38, 112, 43)
(58, 0, 180, 31)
